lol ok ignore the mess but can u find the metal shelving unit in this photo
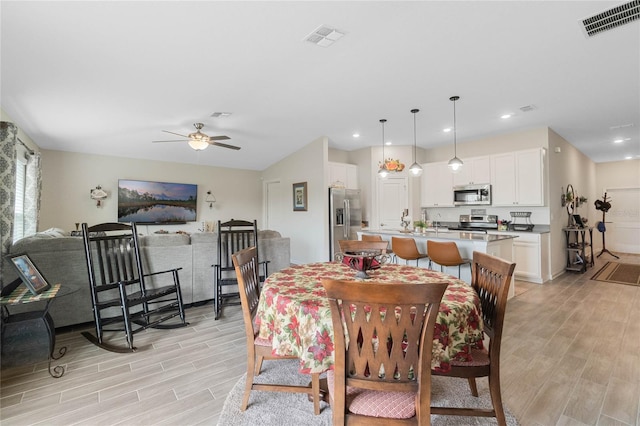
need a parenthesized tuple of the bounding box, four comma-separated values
(563, 227, 594, 273)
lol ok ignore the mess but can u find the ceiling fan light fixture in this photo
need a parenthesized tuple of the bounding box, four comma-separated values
(188, 139, 209, 151)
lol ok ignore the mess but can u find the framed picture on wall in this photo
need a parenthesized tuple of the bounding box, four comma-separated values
(292, 182, 308, 212)
(8, 253, 51, 295)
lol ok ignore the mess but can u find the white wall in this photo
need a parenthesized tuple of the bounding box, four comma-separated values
(262, 137, 328, 264)
(39, 150, 263, 234)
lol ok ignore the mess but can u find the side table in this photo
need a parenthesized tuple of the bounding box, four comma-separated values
(1, 283, 69, 378)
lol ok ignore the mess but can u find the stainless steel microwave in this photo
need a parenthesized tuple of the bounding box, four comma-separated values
(453, 184, 491, 206)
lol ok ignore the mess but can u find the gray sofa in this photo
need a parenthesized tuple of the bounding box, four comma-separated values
(6, 229, 291, 327)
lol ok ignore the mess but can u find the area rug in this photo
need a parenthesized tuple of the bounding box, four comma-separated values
(217, 359, 519, 425)
(592, 262, 640, 286)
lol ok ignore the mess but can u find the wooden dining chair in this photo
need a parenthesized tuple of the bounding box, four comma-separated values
(431, 251, 516, 426)
(337, 240, 389, 256)
(426, 240, 471, 278)
(322, 279, 448, 425)
(361, 234, 395, 261)
(391, 236, 429, 267)
(232, 247, 323, 414)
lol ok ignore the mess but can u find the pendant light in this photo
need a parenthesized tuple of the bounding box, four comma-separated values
(378, 119, 389, 178)
(408, 108, 423, 177)
(447, 95, 463, 172)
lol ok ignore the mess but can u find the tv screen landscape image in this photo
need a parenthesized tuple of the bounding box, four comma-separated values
(118, 179, 198, 224)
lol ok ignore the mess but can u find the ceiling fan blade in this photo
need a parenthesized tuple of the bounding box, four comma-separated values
(162, 130, 189, 138)
(209, 135, 231, 141)
(211, 141, 241, 150)
(152, 140, 187, 143)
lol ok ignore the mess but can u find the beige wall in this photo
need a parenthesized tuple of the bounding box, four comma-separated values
(424, 127, 549, 163)
(262, 137, 328, 264)
(39, 150, 263, 234)
(547, 128, 597, 278)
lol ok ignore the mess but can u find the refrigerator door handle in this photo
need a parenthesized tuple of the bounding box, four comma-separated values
(344, 199, 350, 239)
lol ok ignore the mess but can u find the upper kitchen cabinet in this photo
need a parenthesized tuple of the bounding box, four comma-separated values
(491, 148, 545, 206)
(328, 162, 358, 189)
(421, 162, 454, 207)
(452, 156, 492, 186)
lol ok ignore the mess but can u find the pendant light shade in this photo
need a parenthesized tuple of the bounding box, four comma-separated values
(408, 108, 423, 177)
(448, 95, 463, 172)
(378, 119, 389, 178)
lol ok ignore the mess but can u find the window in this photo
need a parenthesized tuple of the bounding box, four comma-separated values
(12, 149, 28, 241)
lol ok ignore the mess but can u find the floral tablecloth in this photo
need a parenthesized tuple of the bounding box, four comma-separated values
(256, 262, 484, 374)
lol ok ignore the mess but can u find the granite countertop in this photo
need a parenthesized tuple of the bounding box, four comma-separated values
(361, 229, 517, 242)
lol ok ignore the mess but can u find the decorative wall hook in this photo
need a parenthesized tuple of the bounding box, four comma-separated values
(90, 185, 108, 207)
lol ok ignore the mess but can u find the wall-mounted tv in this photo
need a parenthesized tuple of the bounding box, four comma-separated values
(118, 179, 198, 224)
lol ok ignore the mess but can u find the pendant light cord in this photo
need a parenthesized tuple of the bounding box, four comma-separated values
(453, 99, 457, 157)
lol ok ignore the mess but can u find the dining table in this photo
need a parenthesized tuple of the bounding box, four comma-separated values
(255, 261, 484, 376)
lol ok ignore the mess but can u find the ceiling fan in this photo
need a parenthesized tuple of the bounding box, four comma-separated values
(152, 123, 240, 151)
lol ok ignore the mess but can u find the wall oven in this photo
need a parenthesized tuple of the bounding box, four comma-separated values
(453, 184, 491, 206)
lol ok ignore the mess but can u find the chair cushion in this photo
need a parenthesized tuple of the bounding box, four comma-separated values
(254, 336, 272, 347)
(327, 370, 416, 419)
(450, 347, 490, 367)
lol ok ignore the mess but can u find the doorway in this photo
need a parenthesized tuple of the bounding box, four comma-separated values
(377, 176, 408, 230)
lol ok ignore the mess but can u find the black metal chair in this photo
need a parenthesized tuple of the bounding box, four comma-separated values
(213, 219, 268, 320)
(81, 222, 188, 353)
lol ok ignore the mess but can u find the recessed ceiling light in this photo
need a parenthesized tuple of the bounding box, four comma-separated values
(614, 138, 630, 143)
(443, 128, 452, 133)
(385, 141, 392, 145)
(352, 133, 360, 138)
(211, 112, 232, 117)
(501, 114, 512, 119)
(625, 155, 633, 160)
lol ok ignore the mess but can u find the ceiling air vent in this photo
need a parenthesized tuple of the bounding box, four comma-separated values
(579, 0, 640, 37)
(519, 105, 537, 113)
(304, 25, 345, 47)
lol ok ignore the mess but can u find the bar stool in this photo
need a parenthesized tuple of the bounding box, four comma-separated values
(427, 240, 471, 278)
(391, 237, 429, 267)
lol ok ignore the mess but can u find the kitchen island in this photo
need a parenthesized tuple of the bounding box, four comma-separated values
(358, 229, 517, 298)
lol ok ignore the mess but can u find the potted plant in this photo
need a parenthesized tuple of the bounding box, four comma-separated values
(414, 220, 427, 232)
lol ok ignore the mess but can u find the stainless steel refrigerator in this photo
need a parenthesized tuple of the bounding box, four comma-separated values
(329, 188, 362, 260)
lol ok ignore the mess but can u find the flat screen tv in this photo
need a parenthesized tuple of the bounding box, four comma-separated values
(117, 179, 198, 224)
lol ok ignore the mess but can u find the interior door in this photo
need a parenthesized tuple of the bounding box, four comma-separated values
(378, 176, 408, 229)
(264, 179, 281, 231)
(604, 187, 640, 254)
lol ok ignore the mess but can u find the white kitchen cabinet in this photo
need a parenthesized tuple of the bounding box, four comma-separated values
(491, 148, 544, 206)
(487, 230, 549, 283)
(452, 156, 492, 186)
(421, 162, 454, 207)
(328, 162, 358, 189)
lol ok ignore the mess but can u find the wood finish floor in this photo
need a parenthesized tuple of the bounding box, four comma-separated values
(1, 253, 639, 425)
